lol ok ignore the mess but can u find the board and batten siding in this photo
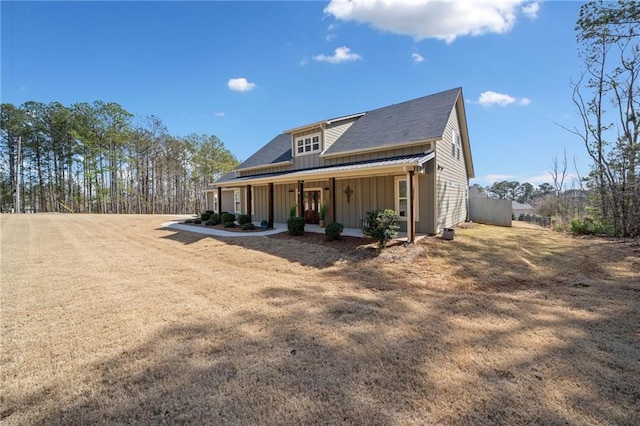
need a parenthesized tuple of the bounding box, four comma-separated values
(434, 105, 469, 234)
(323, 144, 431, 167)
(334, 176, 396, 228)
(417, 161, 436, 234)
(238, 164, 291, 177)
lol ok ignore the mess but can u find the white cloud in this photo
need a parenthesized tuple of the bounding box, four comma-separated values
(227, 78, 256, 92)
(213, 112, 225, 117)
(326, 33, 337, 41)
(412, 52, 425, 63)
(475, 91, 530, 107)
(314, 46, 362, 64)
(522, 2, 540, 19)
(325, 0, 537, 43)
(328, 23, 339, 31)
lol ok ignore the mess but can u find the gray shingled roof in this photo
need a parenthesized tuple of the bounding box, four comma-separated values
(324, 87, 461, 155)
(219, 87, 461, 182)
(235, 133, 291, 171)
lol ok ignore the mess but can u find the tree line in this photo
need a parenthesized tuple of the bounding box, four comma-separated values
(568, 1, 640, 237)
(1, 101, 239, 214)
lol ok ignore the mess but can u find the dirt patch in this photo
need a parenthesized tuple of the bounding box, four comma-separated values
(1, 214, 638, 425)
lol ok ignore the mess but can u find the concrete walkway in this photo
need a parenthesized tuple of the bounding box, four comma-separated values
(161, 220, 366, 238)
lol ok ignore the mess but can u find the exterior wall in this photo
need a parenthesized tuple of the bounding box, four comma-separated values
(221, 189, 238, 214)
(252, 185, 269, 223)
(324, 117, 358, 151)
(334, 176, 396, 228)
(293, 128, 323, 169)
(417, 162, 436, 234)
(323, 144, 431, 167)
(238, 164, 291, 178)
(434, 106, 469, 233)
(205, 191, 215, 211)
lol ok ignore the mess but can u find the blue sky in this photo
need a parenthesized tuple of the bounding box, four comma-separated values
(2, 1, 588, 187)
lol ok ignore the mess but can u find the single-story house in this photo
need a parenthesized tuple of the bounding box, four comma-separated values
(205, 87, 474, 242)
(512, 201, 535, 217)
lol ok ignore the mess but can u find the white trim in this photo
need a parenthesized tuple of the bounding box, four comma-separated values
(395, 175, 419, 222)
(294, 132, 322, 156)
(233, 189, 241, 214)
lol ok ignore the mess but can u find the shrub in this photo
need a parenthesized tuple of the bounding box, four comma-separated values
(289, 204, 297, 218)
(223, 221, 235, 228)
(325, 222, 343, 241)
(287, 217, 305, 236)
(221, 212, 235, 224)
(570, 217, 614, 236)
(201, 210, 214, 221)
(362, 209, 400, 248)
(241, 223, 256, 230)
(184, 219, 194, 224)
(237, 214, 251, 225)
(208, 213, 220, 226)
(193, 218, 202, 224)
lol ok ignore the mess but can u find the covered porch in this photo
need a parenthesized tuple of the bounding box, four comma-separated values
(207, 153, 435, 243)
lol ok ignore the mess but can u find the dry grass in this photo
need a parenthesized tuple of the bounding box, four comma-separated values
(1, 214, 638, 425)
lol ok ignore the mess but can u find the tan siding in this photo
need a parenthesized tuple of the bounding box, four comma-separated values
(252, 185, 269, 223)
(323, 144, 431, 166)
(238, 164, 291, 177)
(417, 162, 436, 234)
(274, 183, 298, 223)
(325, 117, 358, 151)
(333, 176, 398, 228)
(435, 106, 469, 233)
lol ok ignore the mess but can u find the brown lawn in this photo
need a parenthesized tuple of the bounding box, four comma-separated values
(1, 214, 638, 425)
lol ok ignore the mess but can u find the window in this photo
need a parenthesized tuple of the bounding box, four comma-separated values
(452, 130, 461, 161)
(397, 179, 407, 218)
(296, 133, 321, 155)
(395, 176, 419, 221)
(234, 190, 241, 214)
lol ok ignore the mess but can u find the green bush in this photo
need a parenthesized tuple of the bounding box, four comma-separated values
(193, 218, 202, 224)
(325, 222, 344, 241)
(237, 214, 251, 225)
(570, 217, 614, 236)
(184, 219, 194, 224)
(208, 213, 220, 226)
(221, 212, 235, 224)
(241, 223, 256, 230)
(289, 204, 297, 218)
(287, 217, 305, 236)
(223, 221, 235, 228)
(201, 210, 215, 221)
(362, 209, 400, 248)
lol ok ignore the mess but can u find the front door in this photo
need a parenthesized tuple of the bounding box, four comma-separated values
(303, 190, 321, 224)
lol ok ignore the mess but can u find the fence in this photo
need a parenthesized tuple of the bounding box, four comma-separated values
(517, 214, 552, 228)
(469, 196, 512, 227)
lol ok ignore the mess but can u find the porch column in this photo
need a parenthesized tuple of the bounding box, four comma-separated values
(297, 180, 304, 218)
(246, 185, 252, 220)
(330, 178, 336, 223)
(217, 187, 222, 214)
(408, 170, 415, 243)
(268, 183, 274, 228)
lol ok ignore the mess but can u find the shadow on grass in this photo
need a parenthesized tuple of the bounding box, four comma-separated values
(17, 224, 639, 424)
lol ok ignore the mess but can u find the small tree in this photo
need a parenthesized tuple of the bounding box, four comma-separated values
(362, 209, 400, 248)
